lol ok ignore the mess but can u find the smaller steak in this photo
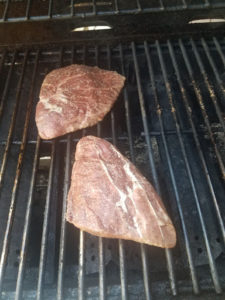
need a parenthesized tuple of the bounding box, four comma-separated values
(35, 65, 125, 139)
(66, 136, 176, 248)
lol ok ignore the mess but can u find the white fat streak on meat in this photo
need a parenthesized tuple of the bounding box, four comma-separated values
(99, 160, 128, 214)
(93, 140, 128, 215)
(40, 97, 63, 113)
(99, 158, 143, 238)
(109, 145, 143, 238)
(123, 162, 168, 245)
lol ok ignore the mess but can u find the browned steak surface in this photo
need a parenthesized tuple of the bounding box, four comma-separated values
(66, 136, 176, 248)
(36, 65, 125, 139)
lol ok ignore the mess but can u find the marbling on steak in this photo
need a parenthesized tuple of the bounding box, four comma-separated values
(66, 136, 176, 248)
(35, 64, 125, 139)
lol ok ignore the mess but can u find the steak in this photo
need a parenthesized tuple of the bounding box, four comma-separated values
(35, 65, 125, 139)
(66, 136, 176, 248)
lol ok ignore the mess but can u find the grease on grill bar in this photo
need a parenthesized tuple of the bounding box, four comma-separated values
(0, 39, 224, 299)
(1, 0, 225, 22)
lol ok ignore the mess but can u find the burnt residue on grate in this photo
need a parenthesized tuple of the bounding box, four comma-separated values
(0, 38, 225, 299)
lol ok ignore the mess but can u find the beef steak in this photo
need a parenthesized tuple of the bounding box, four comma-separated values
(66, 136, 176, 248)
(35, 64, 125, 139)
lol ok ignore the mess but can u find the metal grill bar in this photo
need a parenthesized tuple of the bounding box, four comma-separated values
(0, 49, 6, 74)
(0, 49, 32, 295)
(78, 230, 85, 300)
(159, 0, 164, 10)
(92, 0, 97, 15)
(78, 47, 88, 300)
(1, 1, 225, 22)
(0, 50, 28, 189)
(156, 40, 222, 294)
(48, 0, 53, 18)
(94, 45, 106, 300)
(99, 237, 105, 299)
(131, 41, 177, 297)
(182, 0, 187, 8)
(190, 39, 225, 132)
(201, 38, 225, 107)
(213, 37, 225, 67)
(36, 141, 56, 300)
(167, 39, 225, 250)
(131, 43, 153, 300)
(36, 48, 64, 300)
(144, 40, 199, 294)
(179, 39, 225, 180)
(56, 47, 72, 300)
(2, 0, 9, 21)
(14, 136, 41, 300)
(25, 0, 31, 19)
(107, 44, 128, 300)
(136, 0, 141, 11)
(119, 44, 134, 162)
(0, 50, 17, 122)
(114, 0, 119, 13)
(70, 0, 74, 16)
(12, 50, 39, 300)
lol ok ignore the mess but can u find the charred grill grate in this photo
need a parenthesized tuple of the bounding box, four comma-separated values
(0, 0, 225, 22)
(0, 38, 225, 299)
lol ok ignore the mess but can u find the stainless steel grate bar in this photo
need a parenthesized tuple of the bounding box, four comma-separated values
(48, 0, 53, 18)
(12, 50, 39, 300)
(156, 40, 222, 294)
(132, 41, 177, 297)
(144, 40, 199, 294)
(56, 47, 72, 300)
(14, 136, 41, 300)
(70, 0, 74, 16)
(213, 37, 225, 67)
(167, 40, 225, 247)
(0, 50, 17, 122)
(1, 1, 225, 22)
(36, 48, 64, 300)
(94, 45, 106, 300)
(92, 0, 97, 15)
(201, 38, 225, 110)
(36, 141, 56, 300)
(2, 0, 10, 21)
(190, 39, 225, 132)
(136, 0, 141, 11)
(0, 51, 37, 297)
(25, 0, 31, 19)
(107, 44, 128, 300)
(114, 0, 119, 13)
(0, 49, 6, 74)
(78, 46, 88, 300)
(179, 39, 225, 180)
(0, 50, 28, 190)
(119, 44, 134, 162)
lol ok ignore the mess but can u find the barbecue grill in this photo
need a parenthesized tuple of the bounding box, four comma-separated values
(0, 1, 225, 299)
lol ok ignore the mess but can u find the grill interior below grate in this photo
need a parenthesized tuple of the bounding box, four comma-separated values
(0, 37, 225, 299)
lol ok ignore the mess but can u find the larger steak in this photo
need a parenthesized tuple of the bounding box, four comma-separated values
(35, 65, 125, 139)
(66, 136, 176, 248)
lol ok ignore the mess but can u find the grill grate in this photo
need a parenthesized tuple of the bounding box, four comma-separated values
(0, 37, 225, 299)
(0, 0, 225, 22)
